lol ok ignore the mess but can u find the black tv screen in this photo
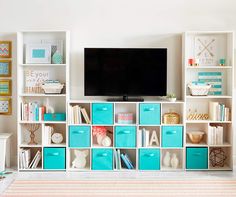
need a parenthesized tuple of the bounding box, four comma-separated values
(84, 48, 167, 96)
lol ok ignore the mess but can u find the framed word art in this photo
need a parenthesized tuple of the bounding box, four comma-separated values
(26, 44, 51, 64)
(0, 97, 12, 115)
(0, 41, 12, 58)
(0, 60, 12, 77)
(0, 79, 12, 96)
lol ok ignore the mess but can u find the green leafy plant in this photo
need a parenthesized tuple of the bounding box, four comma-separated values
(166, 93, 176, 99)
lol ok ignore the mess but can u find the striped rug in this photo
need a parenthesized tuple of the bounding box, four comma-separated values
(3, 180, 236, 197)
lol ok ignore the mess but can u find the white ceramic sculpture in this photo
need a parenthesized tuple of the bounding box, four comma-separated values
(72, 149, 89, 169)
(97, 135, 111, 147)
(163, 151, 171, 167)
(170, 153, 179, 169)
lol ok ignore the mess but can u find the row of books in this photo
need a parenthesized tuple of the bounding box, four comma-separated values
(19, 149, 41, 169)
(209, 102, 230, 121)
(137, 128, 150, 147)
(68, 105, 91, 124)
(208, 125, 224, 145)
(21, 101, 46, 121)
(114, 149, 134, 170)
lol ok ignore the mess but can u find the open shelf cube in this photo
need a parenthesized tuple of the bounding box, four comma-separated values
(69, 148, 91, 171)
(161, 149, 183, 171)
(161, 103, 184, 124)
(186, 123, 208, 146)
(138, 126, 160, 148)
(115, 103, 136, 125)
(92, 126, 113, 148)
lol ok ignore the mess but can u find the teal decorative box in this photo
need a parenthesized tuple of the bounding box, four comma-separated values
(44, 113, 66, 121)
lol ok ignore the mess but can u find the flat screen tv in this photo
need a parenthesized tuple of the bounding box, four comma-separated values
(84, 48, 167, 100)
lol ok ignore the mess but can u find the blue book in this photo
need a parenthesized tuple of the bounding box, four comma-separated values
(35, 103, 39, 121)
(120, 154, 131, 169)
(124, 154, 134, 169)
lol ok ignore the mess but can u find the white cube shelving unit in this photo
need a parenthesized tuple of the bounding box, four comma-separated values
(17, 31, 70, 171)
(183, 31, 234, 170)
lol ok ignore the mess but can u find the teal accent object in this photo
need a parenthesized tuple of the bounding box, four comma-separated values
(44, 113, 66, 121)
(44, 148, 66, 170)
(186, 147, 208, 170)
(139, 103, 161, 125)
(92, 149, 113, 170)
(92, 103, 113, 125)
(32, 49, 45, 58)
(162, 126, 183, 147)
(69, 126, 91, 147)
(115, 126, 136, 148)
(52, 50, 63, 64)
(139, 149, 160, 170)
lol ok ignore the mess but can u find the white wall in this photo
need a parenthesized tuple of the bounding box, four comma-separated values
(0, 0, 236, 166)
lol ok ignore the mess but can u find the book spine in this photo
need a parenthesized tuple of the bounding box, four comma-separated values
(120, 154, 131, 169)
(124, 154, 134, 169)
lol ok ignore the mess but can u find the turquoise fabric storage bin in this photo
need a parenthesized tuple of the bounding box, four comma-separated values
(139, 149, 160, 170)
(92, 103, 113, 125)
(186, 147, 208, 170)
(92, 148, 113, 170)
(162, 126, 183, 147)
(43, 148, 66, 170)
(115, 126, 136, 148)
(44, 113, 66, 121)
(139, 103, 161, 125)
(69, 126, 91, 148)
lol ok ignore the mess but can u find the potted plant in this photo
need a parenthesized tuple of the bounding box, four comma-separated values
(166, 93, 176, 102)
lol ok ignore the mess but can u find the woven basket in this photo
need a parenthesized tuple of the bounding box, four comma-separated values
(188, 83, 211, 96)
(163, 112, 180, 124)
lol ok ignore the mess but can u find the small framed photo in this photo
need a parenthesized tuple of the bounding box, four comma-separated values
(0, 60, 12, 77)
(0, 97, 12, 115)
(26, 44, 51, 64)
(0, 41, 12, 58)
(0, 79, 12, 96)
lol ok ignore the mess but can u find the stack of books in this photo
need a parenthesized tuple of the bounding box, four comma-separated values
(114, 149, 134, 170)
(68, 105, 91, 124)
(21, 101, 46, 121)
(137, 128, 150, 147)
(209, 102, 230, 121)
(19, 149, 41, 169)
(208, 125, 224, 145)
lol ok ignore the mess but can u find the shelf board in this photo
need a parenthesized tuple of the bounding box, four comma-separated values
(68, 167, 90, 171)
(20, 64, 66, 67)
(186, 66, 232, 69)
(68, 123, 91, 126)
(186, 95, 232, 99)
(44, 143, 67, 147)
(19, 94, 66, 97)
(161, 167, 183, 171)
(208, 165, 232, 171)
(19, 144, 42, 148)
(186, 143, 208, 147)
(92, 145, 114, 148)
(19, 121, 67, 124)
(138, 146, 160, 149)
(161, 124, 184, 126)
(186, 120, 231, 124)
(19, 167, 42, 171)
(209, 143, 232, 147)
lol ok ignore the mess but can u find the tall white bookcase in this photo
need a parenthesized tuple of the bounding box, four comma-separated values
(17, 31, 70, 171)
(183, 31, 234, 170)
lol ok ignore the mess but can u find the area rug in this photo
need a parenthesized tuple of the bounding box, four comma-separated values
(3, 180, 236, 196)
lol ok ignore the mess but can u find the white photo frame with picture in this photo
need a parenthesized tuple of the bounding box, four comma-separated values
(26, 44, 51, 64)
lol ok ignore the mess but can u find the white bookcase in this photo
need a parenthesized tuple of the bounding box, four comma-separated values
(17, 31, 70, 171)
(183, 31, 234, 170)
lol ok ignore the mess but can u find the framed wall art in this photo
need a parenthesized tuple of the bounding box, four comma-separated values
(42, 39, 63, 57)
(0, 41, 12, 58)
(0, 97, 12, 115)
(0, 60, 12, 77)
(0, 79, 12, 96)
(26, 44, 51, 64)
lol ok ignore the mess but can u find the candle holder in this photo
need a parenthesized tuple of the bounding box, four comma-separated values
(24, 123, 40, 145)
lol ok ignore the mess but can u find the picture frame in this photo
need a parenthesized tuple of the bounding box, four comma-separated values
(26, 44, 51, 64)
(0, 97, 12, 115)
(0, 41, 12, 58)
(41, 39, 63, 57)
(0, 79, 12, 96)
(0, 60, 12, 77)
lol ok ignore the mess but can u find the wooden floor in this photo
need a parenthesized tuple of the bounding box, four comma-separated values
(1, 168, 236, 196)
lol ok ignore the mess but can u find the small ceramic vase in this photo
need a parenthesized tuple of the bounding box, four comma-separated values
(163, 151, 171, 167)
(170, 153, 179, 169)
(52, 50, 63, 64)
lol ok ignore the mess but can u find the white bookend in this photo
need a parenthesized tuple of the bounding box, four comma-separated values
(145, 130, 150, 147)
(137, 130, 142, 147)
(209, 102, 219, 121)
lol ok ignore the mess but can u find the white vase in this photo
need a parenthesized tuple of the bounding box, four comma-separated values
(163, 151, 171, 167)
(170, 153, 179, 169)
